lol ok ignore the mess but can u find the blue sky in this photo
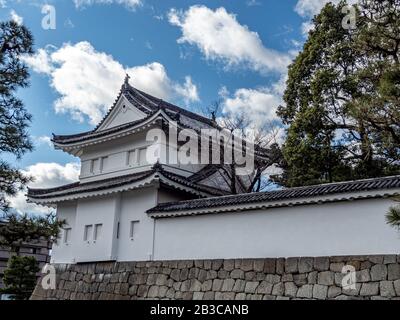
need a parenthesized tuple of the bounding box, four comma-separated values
(0, 0, 337, 213)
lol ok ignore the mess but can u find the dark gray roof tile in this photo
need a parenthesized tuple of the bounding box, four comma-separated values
(147, 175, 400, 213)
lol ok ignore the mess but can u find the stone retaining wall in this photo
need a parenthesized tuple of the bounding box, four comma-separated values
(31, 255, 400, 300)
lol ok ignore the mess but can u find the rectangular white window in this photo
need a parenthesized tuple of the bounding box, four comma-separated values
(100, 157, 108, 172)
(127, 150, 137, 166)
(91, 159, 100, 173)
(64, 228, 71, 244)
(84, 224, 93, 241)
(94, 224, 102, 241)
(139, 148, 148, 165)
(130, 221, 139, 240)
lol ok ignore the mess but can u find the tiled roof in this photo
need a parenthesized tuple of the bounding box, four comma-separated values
(27, 165, 227, 201)
(147, 175, 400, 213)
(52, 117, 152, 145)
(28, 170, 155, 199)
(52, 82, 218, 145)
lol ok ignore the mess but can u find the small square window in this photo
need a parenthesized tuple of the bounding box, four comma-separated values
(64, 228, 72, 244)
(130, 221, 139, 240)
(94, 224, 102, 241)
(127, 150, 137, 166)
(84, 225, 93, 241)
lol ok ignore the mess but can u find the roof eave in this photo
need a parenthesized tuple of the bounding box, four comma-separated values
(147, 188, 400, 218)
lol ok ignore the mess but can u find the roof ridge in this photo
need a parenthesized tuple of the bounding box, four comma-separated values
(148, 175, 400, 212)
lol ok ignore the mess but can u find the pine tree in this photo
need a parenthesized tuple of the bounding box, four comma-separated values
(0, 20, 34, 210)
(1, 255, 39, 300)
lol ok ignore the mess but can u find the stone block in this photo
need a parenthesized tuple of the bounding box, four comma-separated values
(212, 279, 223, 291)
(166, 288, 175, 299)
(128, 285, 137, 296)
(137, 285, 149, 297)
(342, 283, 361, 296)
(330, 263, 344, 273)
(380, 281, 395, 298)
(394, 280, 400, 296)
(201, 280, 212, 292)
(356, 269, 371, 283)
(223, 260, 235, 271)
(253, 259, 264, 272)
(203, 291, 215, 300)
(296, 284, 313, 299)
(318, 271, 334, 285)
(257, 281, 273, 295)
(244, 281, 259, 294)
(233, 279, 246, 292)
(147, 286, 159, 298)
(156, 274, 168, 286)
(360, 282, 379, 296)
(383, 255, 397, 264)
(263, 258, 276, 274)
(308, 271, 318, 284)
(180, 268, 189, 281)
(272, 283, 284, 296)
(235, 293, 246, 300)
(285, 258, 298, 273)
(276, 258, 285, 275)
(370, 264, 387, 281)
(170, 269, 180, 281)
(327, 286, 341, 299)
(181, 280, 191, 292)
(198, 269, 207, 283)
(314, 257, 329, 271)
(281, 274, 293, 282)
(230, 269, 244, 279)
(193, 292, 204, 300)
(244, 271, 256, 281)
(241, 260, 253, 272)
(388, 264, 400, 281)
(218, 270, 229, 279)
(189, 268, 200, 279)
(312, 284, 328, 299)
(212, 259, 223, 271)
(266, 274, 281, 284)
(284, 282, 297, 298)
(206, 270, 217, 280)
(221, 279, 235, 292)
(190, 279, 202, 292)
(298, 257, 313, 273)
(368, 255, 384, 264)
(293, 274, 307, 286)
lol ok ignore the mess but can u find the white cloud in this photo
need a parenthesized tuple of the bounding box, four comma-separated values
(24, 41, 200, 125)
(8, 162, 81, 215)
(35, 135, 53, 147)
(174, 76, 199, 104)
(73, 0, 142, 10)
(10, 9, 23, 25)
(222, 75, 286, 127)
(22, 48, 54, 74)
(168, 5, 291, 74)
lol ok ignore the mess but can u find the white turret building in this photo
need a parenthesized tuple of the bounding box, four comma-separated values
(27, 78, 400, 264)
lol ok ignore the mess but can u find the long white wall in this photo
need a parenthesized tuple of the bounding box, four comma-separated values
(52, 193, 400, 263)
(153, 198, 400, 260)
